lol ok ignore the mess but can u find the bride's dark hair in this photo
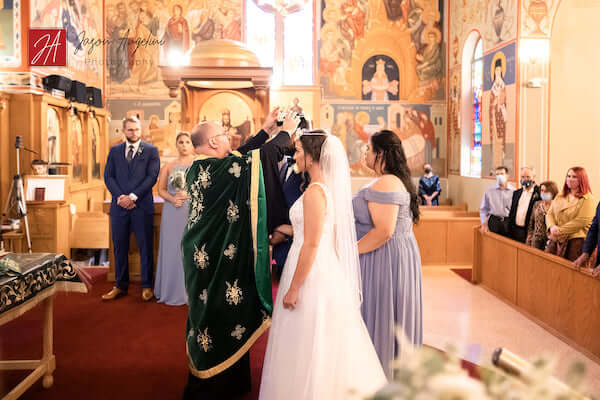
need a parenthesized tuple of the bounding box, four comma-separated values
(370, 130, 420, 223)
(299, 130, 327, 162)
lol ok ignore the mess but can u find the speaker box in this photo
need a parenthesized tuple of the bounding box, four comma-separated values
(69, 80, 87, 104)
(86, 86, 102, 108)
(42, 75, 71, 94)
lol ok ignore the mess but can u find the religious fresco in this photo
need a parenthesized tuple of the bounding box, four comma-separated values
(71, 114, 84, 181)
(320, 102, 445, 176)
(481, 41, 516, 177)
(107, 98, 184, 161)
(30, 0, 103, 87)
(319, 0, 445, 102)
(447, 67, 461, 175)
(448, 0, 485, 67)
(90, 117, 101, 179)
(105, 0, 242, 98)
(198, 92, 254, 149)
(361, 55, 399, 101)
(521, 0, 559, 37)
(483, 0, 516, 49)
(47, 108, 61, 166)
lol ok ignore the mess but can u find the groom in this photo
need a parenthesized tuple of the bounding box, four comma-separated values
(103, 116, 160, 301)
(181, 109, 298, 398)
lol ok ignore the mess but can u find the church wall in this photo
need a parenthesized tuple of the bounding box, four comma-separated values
(319, 0, 447, 177)
(548, 0, 600, 195)
(447, 0, 519, 210)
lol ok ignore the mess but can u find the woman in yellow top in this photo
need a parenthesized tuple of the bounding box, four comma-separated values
(545, 167, 597, 261)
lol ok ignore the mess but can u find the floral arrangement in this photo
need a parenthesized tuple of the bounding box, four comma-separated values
(370, 336, 593, 400)
(170, 169, 187, 192)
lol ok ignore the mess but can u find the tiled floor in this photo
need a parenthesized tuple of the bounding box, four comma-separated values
(422, 266, 600, 395)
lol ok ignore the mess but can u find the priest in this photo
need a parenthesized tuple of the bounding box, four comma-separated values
(181, 109, 299, 398)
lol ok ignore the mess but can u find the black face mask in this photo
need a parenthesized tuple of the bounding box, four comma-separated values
(521, 179, 534, 188)
(424, 168, 432, 174)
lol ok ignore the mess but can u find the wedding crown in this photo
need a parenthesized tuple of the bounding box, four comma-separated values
(298, 128, 329, 137)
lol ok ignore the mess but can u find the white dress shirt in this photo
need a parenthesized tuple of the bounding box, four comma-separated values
(515, 187, 534, 227)
(125, 140, 141, 201)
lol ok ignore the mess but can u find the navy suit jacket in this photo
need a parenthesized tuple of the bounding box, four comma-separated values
(104, 141, 160, 217)
(583, 202, 600, 267)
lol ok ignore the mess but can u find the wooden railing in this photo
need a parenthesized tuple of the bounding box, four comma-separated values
(413, 214, 480, 265)
(473, 228, 600, 363)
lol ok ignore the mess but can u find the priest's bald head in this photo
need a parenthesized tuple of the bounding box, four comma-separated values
(191, 121, 232, 158)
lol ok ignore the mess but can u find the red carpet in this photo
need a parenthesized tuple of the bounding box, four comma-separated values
(0, 279, 269, 400)
(1, 276, 478, 399)
(451, 268, 473, 283)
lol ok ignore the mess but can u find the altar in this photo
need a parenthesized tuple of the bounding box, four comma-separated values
(0, 253, 87, 400)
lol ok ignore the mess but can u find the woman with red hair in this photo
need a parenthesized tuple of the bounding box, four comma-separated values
(545, 167, 597, 261)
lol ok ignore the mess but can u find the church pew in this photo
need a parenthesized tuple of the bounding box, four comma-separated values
(413, 216, 480, 265)
(473, 228, 600, 364)
(420, 210, 479, 219)
(420, 203, 468, 211)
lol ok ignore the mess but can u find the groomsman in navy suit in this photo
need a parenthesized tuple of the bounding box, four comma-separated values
(102, 116, 160, 301)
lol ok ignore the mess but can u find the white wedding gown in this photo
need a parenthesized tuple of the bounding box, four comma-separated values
(259, 183, 387, 400)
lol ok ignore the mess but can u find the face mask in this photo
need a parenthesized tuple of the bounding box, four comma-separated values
(541, 192, 552, 201)
(496, 174, 507, 185)
(424, 168, 431, 174)
(521, 179, 534, 188)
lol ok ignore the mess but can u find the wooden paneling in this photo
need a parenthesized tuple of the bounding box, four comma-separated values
(70, 212, 109, 249)
(474, 229, 600, 363)
(413, 217, 480, 265)
(414, 220, 447, 264)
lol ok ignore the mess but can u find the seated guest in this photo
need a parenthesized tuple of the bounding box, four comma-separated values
(418, 163, 441, 206)
(526, 181, 558, 250)
(573, 200, 600, 274)
(480, 166, 514, 236)
(508, 167, 540, 243)
(545, 167, 596, 261)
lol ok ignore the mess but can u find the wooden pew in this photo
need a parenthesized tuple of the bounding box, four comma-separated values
(473, 228, 600, 364)
(420, 203, 468, 211)
(420, 210, 479, 219)
(413, 216, 480, 265)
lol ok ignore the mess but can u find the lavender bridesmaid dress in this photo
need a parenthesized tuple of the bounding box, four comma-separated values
(154, 165, 189, 305)
(353, 184, 423, 378)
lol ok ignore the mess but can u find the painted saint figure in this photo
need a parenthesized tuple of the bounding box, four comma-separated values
(489, 57, 507, 168)
(163, 5, 190, 55)
(362, 58, 399, 101)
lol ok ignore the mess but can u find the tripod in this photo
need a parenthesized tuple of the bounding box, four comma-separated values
(2, 136, 33, 253)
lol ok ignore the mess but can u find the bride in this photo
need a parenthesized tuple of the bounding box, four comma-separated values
(259, 130, 386, 399)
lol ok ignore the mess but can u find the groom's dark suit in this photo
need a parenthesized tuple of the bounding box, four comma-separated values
(104, 140, 160, 291)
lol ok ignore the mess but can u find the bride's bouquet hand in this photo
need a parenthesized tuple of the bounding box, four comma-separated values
(283, 287, 299, 310)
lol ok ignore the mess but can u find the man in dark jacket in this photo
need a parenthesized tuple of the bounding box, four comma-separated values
(508, 166, 540, 243)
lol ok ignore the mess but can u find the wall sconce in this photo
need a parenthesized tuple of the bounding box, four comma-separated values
(520, 38, 550, 88)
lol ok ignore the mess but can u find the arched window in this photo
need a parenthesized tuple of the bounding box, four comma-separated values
(245, 0, 314, 87)
(470, 38, 483, 177)
(460, 32, 483, 177)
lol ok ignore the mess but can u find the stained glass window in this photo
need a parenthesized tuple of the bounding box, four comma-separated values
(470, 38, 483, 178)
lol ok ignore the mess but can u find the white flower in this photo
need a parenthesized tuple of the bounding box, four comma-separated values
(422, 374, 489, 400)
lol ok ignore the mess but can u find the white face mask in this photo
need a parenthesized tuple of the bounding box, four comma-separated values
(541, 192, 552, 201)
(496, 174, 507, 185)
